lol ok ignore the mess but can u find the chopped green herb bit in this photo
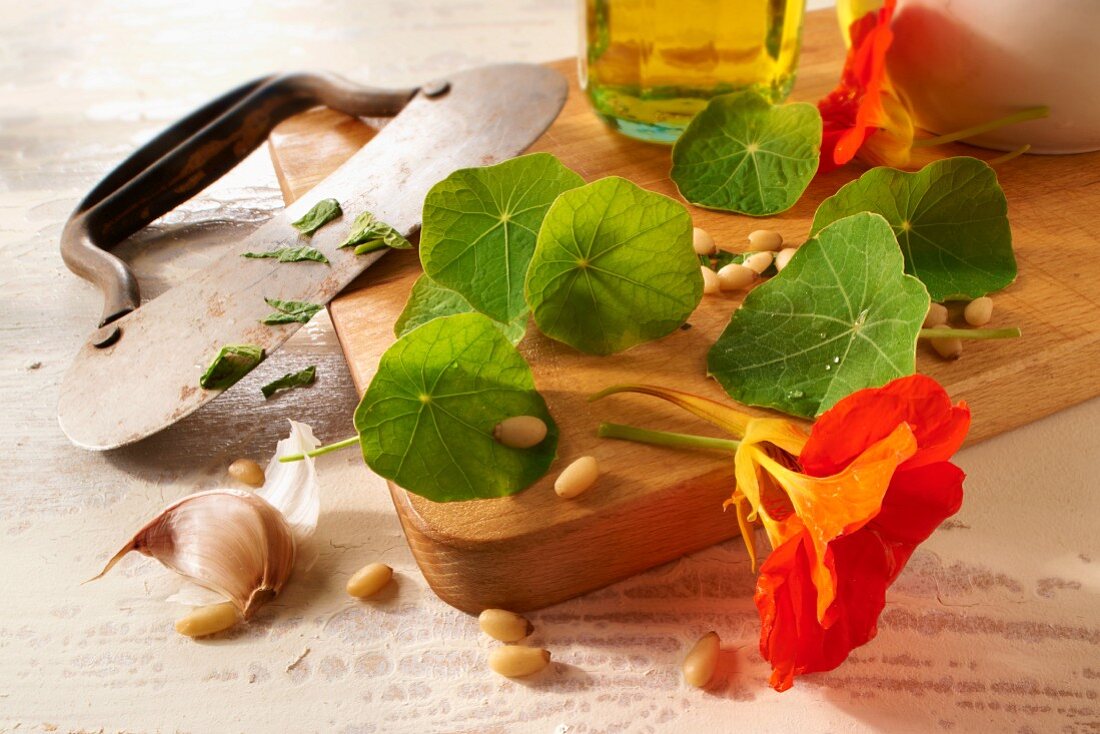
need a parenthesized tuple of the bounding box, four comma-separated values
(291, 198, 342, 236)
(261, 297, 323, 325)
(340, 211, 411, 254)
(261, 365, 317, 398)
(199, 344, 265, 390)
(242, 246, 329, 264)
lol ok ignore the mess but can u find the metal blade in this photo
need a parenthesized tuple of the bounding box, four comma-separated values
(58, 63, 568, 450)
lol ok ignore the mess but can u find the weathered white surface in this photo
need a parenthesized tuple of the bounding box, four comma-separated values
(1, 1, 1097, 732)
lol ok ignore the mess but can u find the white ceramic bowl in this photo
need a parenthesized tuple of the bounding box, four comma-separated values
(888, 0, 1100, 153)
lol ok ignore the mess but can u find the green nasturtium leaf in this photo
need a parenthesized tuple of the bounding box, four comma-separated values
(420, 152, 585, 324)
(670, 91, 822, 216)
(340, 211, 412, 255)
(261, 365, 317, 398)
(810, 156, 1016, 301)
(242, 246, 329, 264)
(394, 275, 527, 345)
(200, 344, 265, 390)
(525, 176, 702, 356)
(262, 297, 323, 325)
(354, 313, 557, 502)
(291, 198, 342, 236)
(707, 212, 929, 419)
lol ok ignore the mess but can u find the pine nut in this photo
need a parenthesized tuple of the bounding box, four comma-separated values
(478, 609, 533, 642)
(701, 266, 720, 295)
(682, 631, 720, 688)
(930, 337, 963, 360)
(747, 229, 783, 251)
(554, 456, 600, 499)
(964, 297, 993, 326)
(228, 458, 265, 487)
(347, 562, 393, 598)
(742, 251, 775, 274)
(488, 645, 551, 678)
(175, 602, 239, 638)
(493, 416, 548, 449)
(716, 263, 755, 291)
(775, 247, 798, 272)
(923, 302, 949, 328)
(692, 227, 716, 255)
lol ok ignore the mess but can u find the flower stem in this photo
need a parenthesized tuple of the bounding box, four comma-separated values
(597, 422, 740, 454)
(911, 106, 1049, 149)
(919, 327, 1021, 340)
(280, 435, 358, 463)
(988, 144, 1030, 166)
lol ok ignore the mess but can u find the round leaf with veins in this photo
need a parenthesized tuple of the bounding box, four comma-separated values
(707, 212, 929, 418)
(355, 313, 556, 502)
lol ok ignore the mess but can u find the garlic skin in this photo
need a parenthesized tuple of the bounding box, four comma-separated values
(94, 421, 321, 619)
(96, 489, 295, 619)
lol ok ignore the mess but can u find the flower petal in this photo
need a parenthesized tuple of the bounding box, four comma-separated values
(755, 459, 964, 691)
(801, 375, 971, 476)
(752, 422, 917, 621)
(817, 0, 897, 170)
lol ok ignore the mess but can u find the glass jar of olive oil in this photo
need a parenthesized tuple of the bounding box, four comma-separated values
(580, 0, 806, 143)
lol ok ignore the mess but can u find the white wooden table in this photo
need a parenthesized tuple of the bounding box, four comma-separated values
(2, 2, 1097, 732)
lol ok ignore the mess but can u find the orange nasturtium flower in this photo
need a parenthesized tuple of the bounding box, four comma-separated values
(592, 375, 970, 691)
(817, 0, 913, 173)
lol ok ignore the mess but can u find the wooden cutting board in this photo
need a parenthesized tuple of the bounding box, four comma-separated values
(267, 11, 1100, 614)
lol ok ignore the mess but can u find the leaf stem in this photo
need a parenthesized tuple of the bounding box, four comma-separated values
(919, 327, 1022, 340)
(911, 106, 1049, 149)
(279, 435, 358, 463)
(597, 422, 740, 454)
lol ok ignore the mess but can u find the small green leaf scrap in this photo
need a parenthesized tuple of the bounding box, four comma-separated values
(200, 344, 266, 390)
(671, 91, 822, 216)
(242, 246, 329, 264)
(340, 211, 412, 255)
(707, 212, 929, 418)
(261, 365, 317, 398)
(355, 313, 557, 502)
(420, 152, 585, 324)
(700, 250, 776, 276)
(394, 275, 527, 345)
(261, 297, 323, 325)
(291, 198, 342, 236)
(525, 176, 702, 355)
(810, 156, 1016, 301)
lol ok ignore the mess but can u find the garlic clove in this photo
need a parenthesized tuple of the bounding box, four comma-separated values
(94, 488, 295, 619)
(257, 420, 321, 549)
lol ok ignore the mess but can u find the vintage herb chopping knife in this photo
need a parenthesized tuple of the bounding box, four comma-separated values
(58, 65, 568, 450)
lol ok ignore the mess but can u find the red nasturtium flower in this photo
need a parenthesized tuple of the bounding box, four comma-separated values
(593, 375, 969, 691)
(817, 0, 914, 173)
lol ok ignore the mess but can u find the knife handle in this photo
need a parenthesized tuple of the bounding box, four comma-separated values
(61, 72, 419, 342)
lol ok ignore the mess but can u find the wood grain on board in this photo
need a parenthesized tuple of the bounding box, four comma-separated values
(267, 10, 1100, 613)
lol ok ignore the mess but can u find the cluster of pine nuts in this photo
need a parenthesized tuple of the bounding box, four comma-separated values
(694, 227, 798, 295)
(924, 296, 995, 360)
(479, 608, 551, 678)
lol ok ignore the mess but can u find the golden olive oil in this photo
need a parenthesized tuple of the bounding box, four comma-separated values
(581, 0, 806, 142)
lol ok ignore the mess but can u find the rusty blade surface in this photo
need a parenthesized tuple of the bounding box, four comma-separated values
(58, 64, 568, 450)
